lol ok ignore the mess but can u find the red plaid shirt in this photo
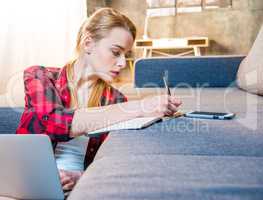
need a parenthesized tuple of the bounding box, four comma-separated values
(16, 65, 127, 168)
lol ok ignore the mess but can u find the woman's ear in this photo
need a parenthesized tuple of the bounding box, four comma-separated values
(83, 32, 95, 54)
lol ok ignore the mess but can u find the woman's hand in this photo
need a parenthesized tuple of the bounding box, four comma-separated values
(59, 169, 83, 191)
(140, 95, 182, 117)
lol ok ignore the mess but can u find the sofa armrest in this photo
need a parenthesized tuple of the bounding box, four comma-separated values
(134, 55, 245, 88)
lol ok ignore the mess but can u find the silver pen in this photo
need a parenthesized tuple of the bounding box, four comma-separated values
(163, 76, 171, 96)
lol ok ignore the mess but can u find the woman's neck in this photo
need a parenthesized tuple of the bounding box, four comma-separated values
(73, 56, 98, 89)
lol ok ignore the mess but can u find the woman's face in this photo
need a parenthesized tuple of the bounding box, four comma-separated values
(85, 27, 134, 82)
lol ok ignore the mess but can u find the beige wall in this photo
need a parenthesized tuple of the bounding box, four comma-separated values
(92, 0, 263, 55)
(87, 0, 147, 37)
(87, 0, 106, 16)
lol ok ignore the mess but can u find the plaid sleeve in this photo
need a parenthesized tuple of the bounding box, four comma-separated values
(16, 66, 74, 142)
(84, 86, 128, 169)
(113, 89, 128, 103)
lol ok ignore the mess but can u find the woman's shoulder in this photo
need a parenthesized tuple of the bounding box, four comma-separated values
(25, 65, 61, 74)
(24, 65, 62, 80)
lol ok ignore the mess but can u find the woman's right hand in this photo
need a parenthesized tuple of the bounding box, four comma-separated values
(59, 169, 83, 191)
(140, 95, 182, 117)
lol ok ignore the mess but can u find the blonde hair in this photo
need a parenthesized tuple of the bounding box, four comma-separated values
(66, 8, 136, 108)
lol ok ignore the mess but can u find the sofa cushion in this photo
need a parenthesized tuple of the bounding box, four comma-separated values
(95, 88, 263, 158)
(237, 25, 263, 95)
(69, 155, 263, 200)
(0, 107, 23, 134)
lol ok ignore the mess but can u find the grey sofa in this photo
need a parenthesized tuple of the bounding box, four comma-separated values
(68, 55, 263, 200)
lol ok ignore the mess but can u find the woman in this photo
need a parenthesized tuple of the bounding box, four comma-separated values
(16, 8, 182, 191)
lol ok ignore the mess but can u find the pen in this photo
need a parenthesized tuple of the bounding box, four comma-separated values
(163, 76, 171, 96)
(162, 76, 184, 119)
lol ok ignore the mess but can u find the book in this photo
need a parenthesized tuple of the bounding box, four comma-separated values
(87, 116, 162, 135)
(87, 111, 185, 135)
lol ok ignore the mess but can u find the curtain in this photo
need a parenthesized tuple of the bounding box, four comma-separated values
(0, 0, 87, 107)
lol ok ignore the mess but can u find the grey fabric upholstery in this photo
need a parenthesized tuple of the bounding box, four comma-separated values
(0, 107, 23, 134)
(134, 55, 245, 88)
(69, 155, 263, 200)
(69, 88, 263, 200)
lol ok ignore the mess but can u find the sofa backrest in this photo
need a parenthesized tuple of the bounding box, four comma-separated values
(134, 55, 245, 88)
(0, 107, 23, 134)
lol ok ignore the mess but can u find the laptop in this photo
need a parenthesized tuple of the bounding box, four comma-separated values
(0, 134, 64, 200)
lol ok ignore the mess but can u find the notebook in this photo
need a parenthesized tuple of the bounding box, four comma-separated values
(87, 116, 162, 135)
(87, 111, 184, 135)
